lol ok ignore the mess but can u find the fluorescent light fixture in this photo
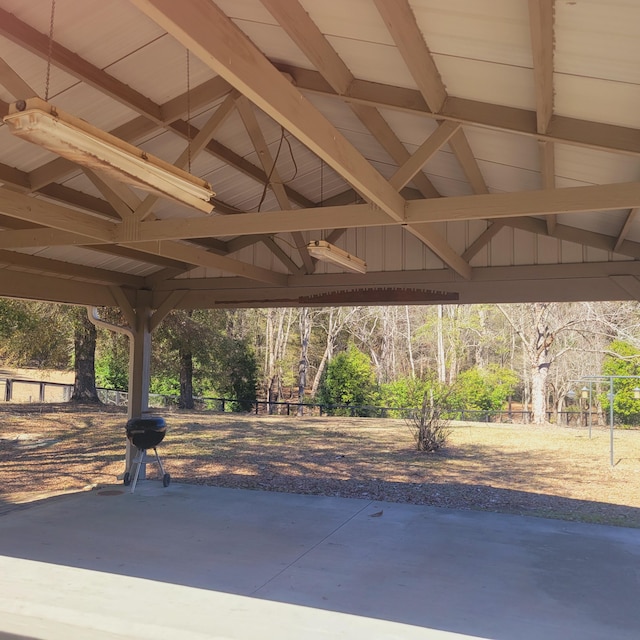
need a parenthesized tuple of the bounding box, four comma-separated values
(307, 240, 367, 274)
(3, 98, 215, 213)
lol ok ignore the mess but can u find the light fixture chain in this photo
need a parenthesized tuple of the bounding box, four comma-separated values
(44, 0, 56, 101)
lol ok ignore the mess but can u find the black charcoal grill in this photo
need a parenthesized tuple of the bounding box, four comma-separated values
(124, 416, 170, 493)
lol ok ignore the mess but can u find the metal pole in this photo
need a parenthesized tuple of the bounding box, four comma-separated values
(609, 377, 614, 467)
(589, 381, 593, 440)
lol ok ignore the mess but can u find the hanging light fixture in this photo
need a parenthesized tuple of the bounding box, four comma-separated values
(307, 240, 367, 274)
(3, 98, 216, 213)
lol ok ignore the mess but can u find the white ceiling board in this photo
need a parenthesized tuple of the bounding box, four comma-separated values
(299, 0, 395, 46)
(339, 128, 396, 167)
(434, 55, 536, 110)
(555, 0, 640, 85)
(556, 210, 627, 237)
(213, 110, 260, 159)
(48, 83, 139, 132)
(107, 35, 215, 106)
(417, 149, 468, 185)
(1, 0, 165, 69)
(555, 144, 640, 186)
(226, 20, 316, 70)
(426, 173, 474, 197)
(555, 74, 640, 129)
(379, 108, 439, 147)
(478, 160, 540, 193)
(412, 0, 533, 68)
(0, 126, 58, 171)
(326, 37, 418, 90)
(211, 0, 278, 26)
(0, 35, 79, 101)
(463, 127, 541, 173)
(305, 93, 374, 137)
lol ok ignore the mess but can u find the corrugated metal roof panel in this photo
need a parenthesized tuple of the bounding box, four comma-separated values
(412, 0, 532, 67)
(435, 55, 536, 109)
(555, 0, 640, 85)
(554, 74, 640, 129)
(107, 35, 216, 105)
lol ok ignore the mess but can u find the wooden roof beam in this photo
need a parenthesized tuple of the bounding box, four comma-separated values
(528, 0, 555, 136)
(282, 65, 640, 157)
(132, 0, 406, 222)
(373, 0, 446, 114)
(235, 95, 313, 273)
(126, 182, 640, 241)
(374, 0, 488, 197)
(261, 0, 474, 277)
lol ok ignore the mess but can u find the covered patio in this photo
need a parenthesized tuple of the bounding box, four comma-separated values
(1, 2, 640, 637)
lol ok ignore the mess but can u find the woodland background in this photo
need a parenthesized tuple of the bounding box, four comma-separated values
(2, 299, 640, 425)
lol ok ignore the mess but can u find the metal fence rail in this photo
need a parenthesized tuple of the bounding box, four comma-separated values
(1, 376, 610, 426)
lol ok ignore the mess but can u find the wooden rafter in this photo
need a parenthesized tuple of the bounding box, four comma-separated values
(0, 250, 144, 287)
(373, 0, 488, 198)
(0, 55, 36, 99)
(373, 0, 446, 113)
(614, 208, 639, 253)
(108, 182, 640, 243)
(235, 95, 313, 273)
(125, 241, 288, 286)
(131, 0, 406, 222)
(260, 0, 471, 278)
(0, 189, 116, 242)
(528, 0, 555, 136)
(282, 65, 640, 157)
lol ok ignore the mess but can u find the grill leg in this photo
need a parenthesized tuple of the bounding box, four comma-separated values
(130, 447, 145, 494)
(152, 447, 165, 475)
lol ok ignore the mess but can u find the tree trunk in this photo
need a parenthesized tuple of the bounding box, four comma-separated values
(178, 350, 194, 409)
(436, 305, 446, 383)
(405, 306, 415, 379)
(531, 356, 549, 424)
(297, 307, 310, 415)
(531, 303, 554, 424)
(71, 311, 100, 404)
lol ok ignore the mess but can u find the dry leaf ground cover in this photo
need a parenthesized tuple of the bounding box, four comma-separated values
(1, 404, 640, 528)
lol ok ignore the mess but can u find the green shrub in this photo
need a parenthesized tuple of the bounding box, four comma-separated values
(452, 365, 518, 412)
(317, 344, 378, 416)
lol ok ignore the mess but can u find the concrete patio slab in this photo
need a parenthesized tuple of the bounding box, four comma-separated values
(0, 482, 638, 639)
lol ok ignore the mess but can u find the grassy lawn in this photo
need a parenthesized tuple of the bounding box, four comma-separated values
(1, 405, 639, 527)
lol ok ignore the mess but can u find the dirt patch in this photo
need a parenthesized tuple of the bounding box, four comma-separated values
(1, 405, 639, 527)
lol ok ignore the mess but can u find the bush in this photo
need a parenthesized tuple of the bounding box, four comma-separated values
(406, 389, 453, 452)
(601, 340, 640, 425)
(317, 344, 378, 416)
(451, 365, 518, 412)
(379, 376, 431, 416)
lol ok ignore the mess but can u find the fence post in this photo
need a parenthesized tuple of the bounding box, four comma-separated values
(5, 379, 12, 402)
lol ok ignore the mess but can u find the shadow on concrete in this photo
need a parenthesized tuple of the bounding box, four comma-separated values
(2, 410, 640, 637)
(1, 482, 640, 640)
